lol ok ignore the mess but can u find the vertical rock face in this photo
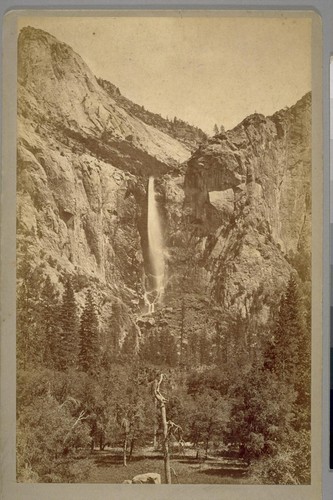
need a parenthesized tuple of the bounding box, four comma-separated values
(17, 27, 192, 344)
(161, 94, 311, 339)
(183, 94, 311, 255)
(17, 26, 311, 353)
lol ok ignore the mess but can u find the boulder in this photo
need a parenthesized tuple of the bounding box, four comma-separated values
(131, 472, 161, 484)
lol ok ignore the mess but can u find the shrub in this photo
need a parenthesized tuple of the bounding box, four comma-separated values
(17, 386, 92, 482)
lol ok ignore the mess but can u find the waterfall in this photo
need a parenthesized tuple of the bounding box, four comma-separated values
(144, 176, 165, 313)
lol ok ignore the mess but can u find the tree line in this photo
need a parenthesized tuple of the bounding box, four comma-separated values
(17, 250, 311, 484)
(17, 263, 99, 374)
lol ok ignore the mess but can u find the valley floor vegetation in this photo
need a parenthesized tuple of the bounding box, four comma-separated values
(17, 246, 311, 484)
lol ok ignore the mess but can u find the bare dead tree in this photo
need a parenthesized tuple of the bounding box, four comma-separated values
(153, 374, 171, 484)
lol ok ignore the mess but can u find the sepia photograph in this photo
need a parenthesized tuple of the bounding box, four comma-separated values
(14, 11, 317, 486)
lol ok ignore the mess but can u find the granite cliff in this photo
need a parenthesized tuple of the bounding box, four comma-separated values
(17, 26, 311, 355)
(159, 94, 311, 350)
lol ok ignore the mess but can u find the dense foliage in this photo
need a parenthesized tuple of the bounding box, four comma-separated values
(17, 253, 311, 484)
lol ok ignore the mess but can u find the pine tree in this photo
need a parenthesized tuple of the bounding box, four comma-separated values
(163, 331, 178, 367)
(213, 321, 226, 365)
(293, 283, 311, 431)
(101, 302, 121, 370)
(264, 273, 311, 431)
(187, 329, 200, 367)
(213, 123, 219, 135)
(59, 278, 79, 371)
(39, 276, 62, 369)
(198, 332, 211, 365)
(17, 259, 44, 369)
(265, 274, 303, 384)
(109, 301, 122, 356)
(79, 289, 100, 374)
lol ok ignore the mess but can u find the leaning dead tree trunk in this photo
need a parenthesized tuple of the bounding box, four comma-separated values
(153, 374, 171, 484)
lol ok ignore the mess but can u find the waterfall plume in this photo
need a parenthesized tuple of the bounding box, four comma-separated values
(144, 176, 165, 313)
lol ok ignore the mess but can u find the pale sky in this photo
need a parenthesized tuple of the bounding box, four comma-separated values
(18, 14, 312, 134)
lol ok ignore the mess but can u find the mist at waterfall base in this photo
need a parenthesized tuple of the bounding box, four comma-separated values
(144, 176, 166, 314)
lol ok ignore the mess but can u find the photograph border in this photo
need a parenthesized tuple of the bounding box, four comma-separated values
(1, 2, 331, 499)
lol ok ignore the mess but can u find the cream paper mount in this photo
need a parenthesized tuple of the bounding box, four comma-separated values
(1, 8, 323, 500)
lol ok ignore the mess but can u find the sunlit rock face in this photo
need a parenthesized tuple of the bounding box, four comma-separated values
(208, 190, 235, 214)
(17, 26, 311, 353)
(162, 93, 311, 337)
(17, 27, 193, 346)
(18, 28, 191, 168)
(183, 94, 311, 255)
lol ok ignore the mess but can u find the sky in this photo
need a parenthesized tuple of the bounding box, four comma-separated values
(18, 13, 312, 134)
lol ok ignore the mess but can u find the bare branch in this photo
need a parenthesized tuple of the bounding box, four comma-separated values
(63, 410, 88, 444)
(168, 420, 183, 433)
(168, 420, 184, 444)
(151, 373, 171, 483)
(153, 374, 167, 404)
